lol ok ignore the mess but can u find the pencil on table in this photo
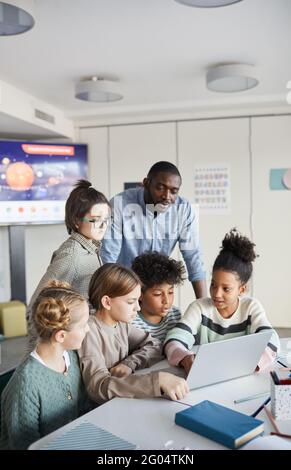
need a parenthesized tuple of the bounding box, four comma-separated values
(234, 391, 269, 404)
(251, 396, 271, 417)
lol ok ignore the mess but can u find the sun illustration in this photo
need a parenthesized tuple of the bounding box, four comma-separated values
(6, 162, 35, 191)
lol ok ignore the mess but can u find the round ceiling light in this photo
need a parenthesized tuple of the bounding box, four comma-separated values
(0, 1, 35, 35)
(75, 77, 123, 103)
(206, 64, 259, 93)
(174, 0, 243, 7)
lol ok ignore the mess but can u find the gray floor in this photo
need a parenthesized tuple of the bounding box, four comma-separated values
(0, 336, 26, 374)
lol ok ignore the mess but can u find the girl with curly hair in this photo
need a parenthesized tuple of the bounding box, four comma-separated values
(164, 229, 280, 374)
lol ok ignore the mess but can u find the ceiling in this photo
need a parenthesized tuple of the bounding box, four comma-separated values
(0, 112, 65, 139)
(0, 0, 291, 126)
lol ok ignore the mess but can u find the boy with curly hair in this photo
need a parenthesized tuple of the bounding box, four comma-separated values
(131, 251, 185, 343)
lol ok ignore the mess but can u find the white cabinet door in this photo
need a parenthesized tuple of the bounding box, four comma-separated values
(79, 127, 109, 197)
(252, 116, 291, 327)
(109, 122, 177, 197)
(178, 118, 251, 313)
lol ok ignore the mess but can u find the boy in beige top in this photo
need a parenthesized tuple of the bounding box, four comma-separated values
(78, 264, 189, 405)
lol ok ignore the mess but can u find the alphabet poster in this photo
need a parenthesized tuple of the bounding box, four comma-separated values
(194, 165, 231, 214)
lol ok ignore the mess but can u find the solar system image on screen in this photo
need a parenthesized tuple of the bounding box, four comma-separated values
(0, 141, 87, 225)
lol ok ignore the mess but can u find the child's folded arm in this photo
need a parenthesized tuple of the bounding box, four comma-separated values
(122, 326, 164, 371)
(79, 353, 161, 404)
(257, 345, 277, 372)
(164, 340, 194, 366)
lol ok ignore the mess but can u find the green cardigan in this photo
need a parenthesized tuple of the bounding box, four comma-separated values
(0, 350, 91, 450)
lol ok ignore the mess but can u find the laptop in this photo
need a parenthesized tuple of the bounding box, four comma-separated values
(168, 331, 273, 390)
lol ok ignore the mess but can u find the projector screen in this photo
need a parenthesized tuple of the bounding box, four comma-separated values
(0, 141, 87, 225)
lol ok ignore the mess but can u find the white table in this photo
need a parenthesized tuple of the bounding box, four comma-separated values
(29, 339, 291, 450)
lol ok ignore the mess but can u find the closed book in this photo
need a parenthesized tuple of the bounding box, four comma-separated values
(175, 400, 264, 449)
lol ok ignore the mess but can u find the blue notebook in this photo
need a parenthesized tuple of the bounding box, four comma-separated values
(41, 422, 136, 450)
(175, 400, 264, 449)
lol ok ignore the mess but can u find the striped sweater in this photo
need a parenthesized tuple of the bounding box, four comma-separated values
(131, 306, 181, 344)
(164, 296, 280, 371)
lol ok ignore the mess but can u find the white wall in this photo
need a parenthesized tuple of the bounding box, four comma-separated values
(0, 223, 68, 303)
(0, 226, 10, 301)
(251, 116, 291, 327)
(25, 224, 67, 302)
(177, 118, 251, 312)
(2, 115, 290, 328)
(79, 127, 109, 196)
(108, 123, 177, 196)
(0, 128, 109, 304)
(78, 115, 291, 327)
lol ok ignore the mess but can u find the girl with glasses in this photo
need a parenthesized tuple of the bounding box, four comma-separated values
(26, 179, 111, 353)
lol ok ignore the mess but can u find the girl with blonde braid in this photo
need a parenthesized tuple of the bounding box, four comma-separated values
(0, 281, 91, 450)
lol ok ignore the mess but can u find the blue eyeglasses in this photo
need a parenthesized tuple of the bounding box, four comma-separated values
(81, 216, 112, 228)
